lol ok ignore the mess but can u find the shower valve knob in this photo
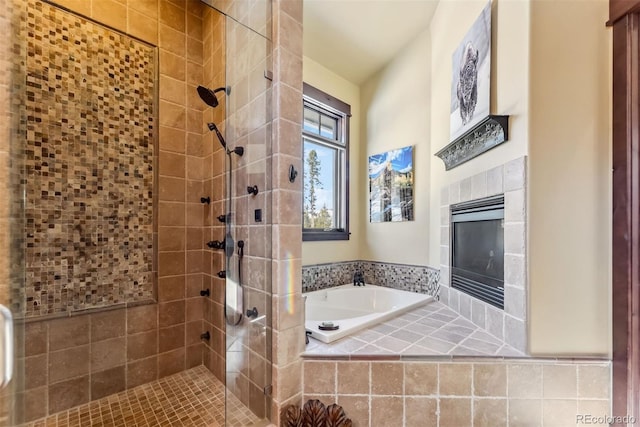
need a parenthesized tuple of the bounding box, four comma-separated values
(200, 331, 210, 341)
(217, 270, 226, 279)
(246, 307, 258, 318)
(207, 240, 225, 249)
(200, 197, 211, 204)
(247, 185, 259, 196)
(217, 214, 227, 223)
(200, 289, 210, 297)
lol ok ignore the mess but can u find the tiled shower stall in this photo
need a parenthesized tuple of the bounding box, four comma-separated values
(0, 0, 308, 424)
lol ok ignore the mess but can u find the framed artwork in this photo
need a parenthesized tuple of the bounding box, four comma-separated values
(368, 146, 414, 223)
(450, 1, 492, 142)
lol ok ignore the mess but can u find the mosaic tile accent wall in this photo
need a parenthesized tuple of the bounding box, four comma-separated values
(21, 1, 157, 317)
(302, 261, 440, 299)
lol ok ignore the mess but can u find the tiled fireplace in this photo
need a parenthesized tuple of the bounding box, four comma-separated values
(439, 157, 527, 353)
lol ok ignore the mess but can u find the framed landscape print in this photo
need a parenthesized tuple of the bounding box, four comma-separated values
(369, 146, 414, 223)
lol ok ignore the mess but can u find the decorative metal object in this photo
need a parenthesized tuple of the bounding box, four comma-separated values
(435, 115, 509, 171)
(281, 400, 352, 427)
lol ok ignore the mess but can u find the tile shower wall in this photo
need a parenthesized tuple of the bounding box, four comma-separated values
(200, 0, 274, 418)
(0, 0, 20, 424)
(302, 261, 441, 299)
(270, 0, 306, 424)
(20, 1, 157, 317)
(14, 1, 209, 422)
(201, 3, 226, 384)
(302, 359, 611, 427)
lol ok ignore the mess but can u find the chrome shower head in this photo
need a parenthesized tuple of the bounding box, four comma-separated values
(197, 85, 230, 108)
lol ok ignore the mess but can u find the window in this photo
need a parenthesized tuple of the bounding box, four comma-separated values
(302, 83, 351, 241)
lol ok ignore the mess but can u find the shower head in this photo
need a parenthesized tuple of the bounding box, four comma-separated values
(207, 122, 244, 157)
(197, 85, 230, 108)
(207, 122, 227, 149)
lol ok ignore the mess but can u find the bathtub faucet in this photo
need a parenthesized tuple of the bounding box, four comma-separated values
(353, 271, 365, 286)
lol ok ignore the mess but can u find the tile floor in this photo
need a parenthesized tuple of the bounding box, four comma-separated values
(21, 366, 265, 427)
(304, 300, 524, 357)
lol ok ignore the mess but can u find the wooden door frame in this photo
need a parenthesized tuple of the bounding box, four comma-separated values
(611, 0, 640, 422)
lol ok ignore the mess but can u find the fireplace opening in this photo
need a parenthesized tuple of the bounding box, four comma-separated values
(450, 195, 504, 309)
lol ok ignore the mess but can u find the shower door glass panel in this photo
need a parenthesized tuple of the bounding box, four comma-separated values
(224, 16, 273, 426)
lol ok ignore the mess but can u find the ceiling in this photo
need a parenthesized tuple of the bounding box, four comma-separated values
(303, 0, 439, 85)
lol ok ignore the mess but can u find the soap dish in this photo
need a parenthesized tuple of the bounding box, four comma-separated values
(319, 322, 339, 331)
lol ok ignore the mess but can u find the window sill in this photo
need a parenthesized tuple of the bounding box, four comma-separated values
(303, 230, 350, 241)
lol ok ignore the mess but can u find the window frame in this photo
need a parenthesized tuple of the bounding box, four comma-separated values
(302, 83, 351, 242)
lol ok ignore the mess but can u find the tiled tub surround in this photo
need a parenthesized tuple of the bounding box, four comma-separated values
(302, 359, 611, 427)
(304, 298, 522, 357)
(18, 1, 157, 318)
(440, 157, 528, 353)
(302, 261, 440, 297)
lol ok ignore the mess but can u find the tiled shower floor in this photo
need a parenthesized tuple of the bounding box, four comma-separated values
(22, 366, 263, 427)
(304, 300, 524, 357)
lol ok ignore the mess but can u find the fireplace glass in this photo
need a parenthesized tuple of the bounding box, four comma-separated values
(451, 195, 505, 309)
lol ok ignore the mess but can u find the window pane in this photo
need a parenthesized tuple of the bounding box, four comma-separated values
(303, 140, 337, 229)
(320, 115, 337, 140)
(303, 107, 320, 134)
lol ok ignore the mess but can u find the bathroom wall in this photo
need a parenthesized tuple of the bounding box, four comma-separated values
(302, 56, 362, 265)
(16, 0, 210, 422)
(360, 28, 432, 266)
(203, 3, 275, 417)
(269, 0, 306, 424)
(527, 0, 611, 355)
(202, 4, 226, 384)
(427, 0, 530, 267)
(19, 1, 157, 317)
(302, 359, 611, 427)
(0, 0, 19, 424)
(359, 0, 611, 355)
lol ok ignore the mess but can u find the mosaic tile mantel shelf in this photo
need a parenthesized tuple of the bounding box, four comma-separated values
(19, 1, 158, 318)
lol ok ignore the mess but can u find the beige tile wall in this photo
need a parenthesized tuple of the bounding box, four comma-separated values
(201, 0, 275, 419)
(0, 0, 18, 424)
(270, 0, 305, 424)
(201, 3, 226, 383)
(13, 0, 212, 423)
(302, 359, 611, 427)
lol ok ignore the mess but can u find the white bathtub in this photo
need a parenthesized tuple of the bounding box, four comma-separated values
(305, 284, 433, 343)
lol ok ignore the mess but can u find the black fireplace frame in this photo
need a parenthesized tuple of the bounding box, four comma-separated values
(450, 195, 505, 309)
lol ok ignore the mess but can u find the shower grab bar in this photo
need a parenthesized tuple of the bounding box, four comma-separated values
(0, 305, 13, 389)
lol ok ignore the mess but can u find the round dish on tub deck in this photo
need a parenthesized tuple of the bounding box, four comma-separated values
(304, 284, 434, 344)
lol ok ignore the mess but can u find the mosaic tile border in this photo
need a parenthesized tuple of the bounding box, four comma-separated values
(302, 261, 440, 299)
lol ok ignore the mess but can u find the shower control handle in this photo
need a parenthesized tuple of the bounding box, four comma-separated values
(200, 289, 210, 297)
(246, 307, 258, 318)
(217, 270, 226, 279)
(207, 239, 225, 249)
(247, 185, 258, 196)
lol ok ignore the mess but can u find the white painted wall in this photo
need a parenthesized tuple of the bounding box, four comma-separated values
(302, 57, 362, 264)
(527, 0, 611, 356)
(360, 28, 432, 264)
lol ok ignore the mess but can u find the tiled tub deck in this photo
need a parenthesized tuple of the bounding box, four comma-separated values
(304, 299, 523, 357)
